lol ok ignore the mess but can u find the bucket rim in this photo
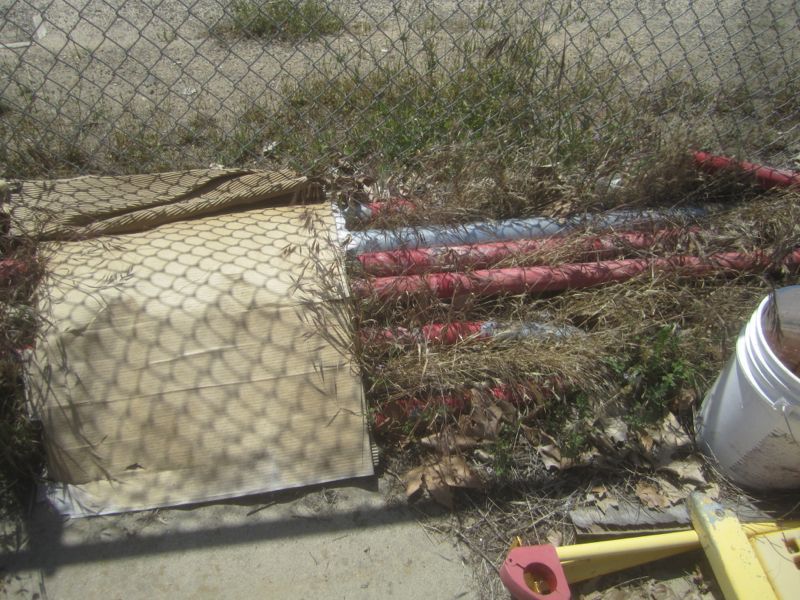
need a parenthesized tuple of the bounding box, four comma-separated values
(745, 288, 800, 405)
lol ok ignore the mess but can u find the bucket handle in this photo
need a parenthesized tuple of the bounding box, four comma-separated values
(775, 398, 800, 447)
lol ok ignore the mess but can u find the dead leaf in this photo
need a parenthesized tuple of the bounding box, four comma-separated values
(525, 384, 546, 407)
(575, 447, 599, 467)
(402, 456, 483, 508)
(643, 412, 692, 466)
(600, 417, 628, 445)
(425, 472, 454, 509)
(590, 485, 609, 497)
(487, 404, 505, 428)
(659, 457, 706, 485)
(434, 455, 483, 489)
(658, 479, 691, 506)
(419, 431, 479, 451)
(538, 430, 558, 445)
(635, 481, 670, 509)
(545, 528, 563, 546)
(520, 425, 540, 444)
(494, 399, 518, 420)
(670, 387, 696, 413)
(404, 465, 426, 498)
(657, 412, 691, 450)
(639, 431, 655, 454)
(473, 449, 493, 462)
(596, 495, 620, 514)
(460, 403, 503, 440)
(538, 444, 564, 471)
(585, 485, 618, 513)
(536, 431, 585, 470)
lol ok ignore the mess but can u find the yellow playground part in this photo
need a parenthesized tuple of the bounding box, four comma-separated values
(499, 493, 800, 600)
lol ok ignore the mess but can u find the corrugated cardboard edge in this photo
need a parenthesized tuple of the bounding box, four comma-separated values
(330, 200, 380, 470)
(9, 168, 316, 240)
(43, 417, 372, 518)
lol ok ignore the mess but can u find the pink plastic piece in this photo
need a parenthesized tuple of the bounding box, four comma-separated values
(499, 544, 571, 600)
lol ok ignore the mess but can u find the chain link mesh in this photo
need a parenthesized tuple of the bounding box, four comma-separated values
(0, 1, 798, 178)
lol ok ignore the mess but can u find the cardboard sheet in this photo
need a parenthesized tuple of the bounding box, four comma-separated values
(10, 168, 314, 239)
(32, 202, 372, 516)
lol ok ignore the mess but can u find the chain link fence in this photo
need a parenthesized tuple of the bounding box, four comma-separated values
(0, 1, 798, 179)
(0, 0, 799, 546)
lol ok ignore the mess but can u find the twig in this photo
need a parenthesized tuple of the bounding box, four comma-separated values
(474, 504, 506, 545)
(455, 529, 500, 575)
(246, 501, 275, 516)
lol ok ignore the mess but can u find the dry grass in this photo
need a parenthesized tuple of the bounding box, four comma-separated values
(0, 188, 45, 521)
(300, 170, 800, 596)
(212, 0, 344, 42)
(311, 175, 800, 445)
(308, 178, 800, 451)
(0, 14, 798, 599)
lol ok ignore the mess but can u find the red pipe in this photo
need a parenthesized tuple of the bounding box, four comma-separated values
(372, 380, 563, 429)
(373, 385, 512, 429)
(361, 321, 488, 345)
(365, 198, 416, 217)
(693, 150, 800, 189)
(356, 230, 687, 277)
(415, 321, 489, 344)
(373, 393, 471, 429)
(0, 258, 29, 286)
(354, 250, 800, 301)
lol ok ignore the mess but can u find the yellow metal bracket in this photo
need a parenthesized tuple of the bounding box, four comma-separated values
(751, 525, 800, 600)
(688, 493, 778, 600)
(555, 520, 791, 585)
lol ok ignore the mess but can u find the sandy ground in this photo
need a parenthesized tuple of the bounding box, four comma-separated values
(1, 1, 797, 167)
(2, 477, 479, 599)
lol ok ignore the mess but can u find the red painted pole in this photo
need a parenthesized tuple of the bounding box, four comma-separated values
(365, 198, 416, 217)
(0, 259, 29, 286)
(372, 381, 562, 429)
(361, 321, 488, 345)
(356, 230, 687, 276)
(693, 150, 800, 189)
(353, 250, 800, 301)
(373, 393, 471, 429)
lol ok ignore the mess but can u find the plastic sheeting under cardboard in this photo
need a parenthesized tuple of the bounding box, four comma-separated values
(31, 201, 372, 516)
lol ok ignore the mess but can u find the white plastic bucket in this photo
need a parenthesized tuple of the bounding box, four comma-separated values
(696, 286, 800, 489)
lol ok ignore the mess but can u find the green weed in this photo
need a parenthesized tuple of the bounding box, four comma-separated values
(254, 30, 624, 175)
(0, 234, 44, 519)
(488, 423, 518, 479)
(214, 0, 344, 42)
(608, 325, 698, 427)
(540, 391, 593, 458)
